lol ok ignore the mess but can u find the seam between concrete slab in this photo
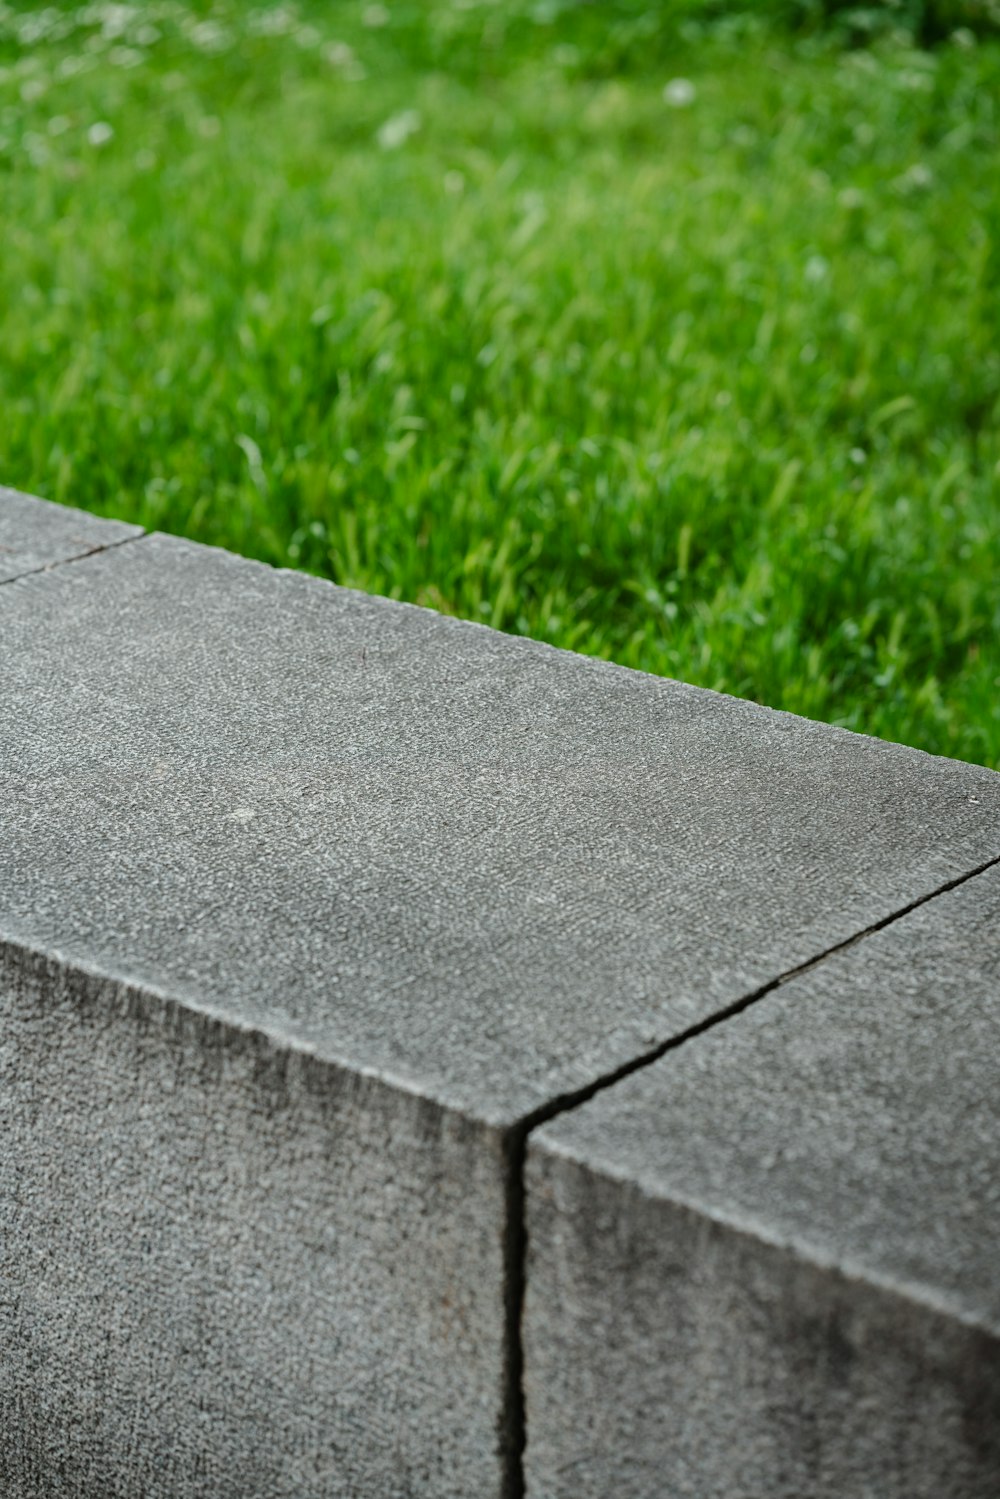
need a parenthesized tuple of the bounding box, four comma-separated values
(501, 845, 1000, 1499)
(0, 526, 147, 587)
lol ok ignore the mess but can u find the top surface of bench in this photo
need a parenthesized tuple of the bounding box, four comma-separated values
(0, 486, 142, 583)
(2, 507, 999, 1125)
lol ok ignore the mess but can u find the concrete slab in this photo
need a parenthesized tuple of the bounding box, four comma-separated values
(525, 865, 1000, 1499)
(0, 485, 142, 582)
(3, 527, 1000, 1122)
(2, 503, 1000, 1496)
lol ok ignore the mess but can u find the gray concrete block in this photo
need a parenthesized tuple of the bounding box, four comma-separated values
(0, 485, 142, 582)
(524, 865, 1000, 1499)
(2, 502, 1000, 1495)
(3, 527, 1000, 1121)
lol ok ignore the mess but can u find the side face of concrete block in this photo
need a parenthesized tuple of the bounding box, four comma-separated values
(3, 528, 1000, 1123)
(0, 946, 510, 1499)
(0, 486, 141, 582)
(524, 866, 1000, 1499)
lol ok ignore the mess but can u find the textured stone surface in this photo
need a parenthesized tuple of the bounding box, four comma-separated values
(0, 484, 141, 582)
(0, 945, 507, 1499)
(524, 865, 1000, 1499)
(3, 527, 1000, 1123)
(3, 501, 1000, 1497)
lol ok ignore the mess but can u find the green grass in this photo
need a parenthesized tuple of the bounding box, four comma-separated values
(2, 1, 999, 765)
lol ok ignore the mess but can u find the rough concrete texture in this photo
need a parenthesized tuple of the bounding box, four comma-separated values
(3, 499, 1000, 1496)
(0, 485, 141, 582)
(1, 943, 508, 1499)
(525, 864, 1000, 1499)
(3, 526, 1000, 1122)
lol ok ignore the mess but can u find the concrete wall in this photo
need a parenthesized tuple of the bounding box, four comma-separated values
(2, 489, 998, 1497)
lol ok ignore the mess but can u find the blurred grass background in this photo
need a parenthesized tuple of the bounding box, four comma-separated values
(1, 0, 998, 763)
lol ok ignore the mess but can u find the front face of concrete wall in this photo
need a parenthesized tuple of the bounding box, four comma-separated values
(523, 870, 1000, 1498)
(0, 949, 509, 1499)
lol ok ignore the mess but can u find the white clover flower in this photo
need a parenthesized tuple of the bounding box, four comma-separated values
(248, 7, 296, 37)
(98, 4, 136, 42)
(663, 78, 696, 108)
(188, 20, 230, 53)
(87, 120, 114, 147)
(324, 40, 366, 78)
(324, 41, 355, 66)
(893, 162, 934, 194)
(109, 45, 144, 68)
(376, 109, 420, 150)
(58, 55, 92, 78)
(363, 4, 390, 27)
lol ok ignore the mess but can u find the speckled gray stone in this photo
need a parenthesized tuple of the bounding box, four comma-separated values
(1, 945, 506, 1499)
(524, 865, 1000, 1499)
(0, 484, 142, 582)
(3, 504, 1000, 1497)
(3, 528, 1000, 1122)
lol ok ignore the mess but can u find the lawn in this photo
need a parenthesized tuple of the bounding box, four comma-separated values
(2, 0, 998, 765)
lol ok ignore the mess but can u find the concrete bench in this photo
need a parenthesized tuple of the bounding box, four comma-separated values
(1, 488, 998, 1497)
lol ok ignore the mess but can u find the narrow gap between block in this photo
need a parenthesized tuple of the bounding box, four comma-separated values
(499, 845, 1000, 1499)
(0, 528, 148, 588)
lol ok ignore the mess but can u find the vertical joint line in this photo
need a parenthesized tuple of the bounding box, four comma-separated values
(501, 1125, 529, 1499)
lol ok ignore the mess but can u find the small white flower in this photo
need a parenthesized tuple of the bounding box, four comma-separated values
(893, 162, 934, 194)
(363, 3, 390, 27)
(805, 255, 829, 284)
(87, 121, 114, 147)
(324, 40, 366, 79)
(376, 109, 420, 150)
(324, 41, 355, 66)
(58, 55, 91, 78)
(248, 7, 295, 37)
(109, 45, 144, 68)
(189, 20, 229, 53)
(663, 78, 696, 108)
